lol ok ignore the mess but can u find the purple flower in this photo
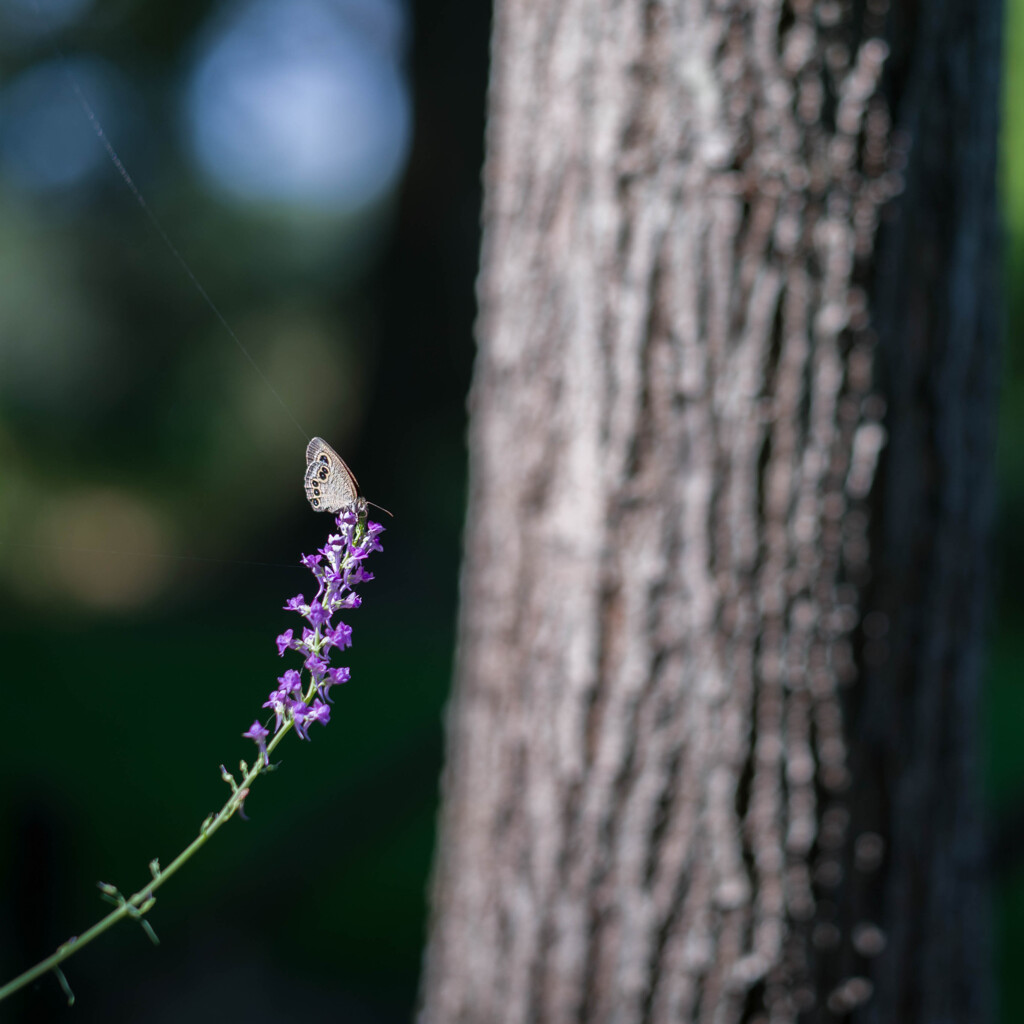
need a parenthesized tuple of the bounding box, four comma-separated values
(284, 594, 305, 612)
(263, 690, 290, 733)
(301, 553, 322, 570)
(307, 699, 331, 729)
(278, 669, 303, 696)
(275, 629, 295, 656)
(324, 621, 352, 651)
(306, 601, 331, 628)
(243, 720, 270, 765)
(304, 653, 329, 681)
(291, 700, 312, 740)
(321, 666, 350, 702)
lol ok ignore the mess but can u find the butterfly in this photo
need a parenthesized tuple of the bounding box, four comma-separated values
(304, 437, 367, 515)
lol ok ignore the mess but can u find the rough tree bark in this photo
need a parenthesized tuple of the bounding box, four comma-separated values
(421, 0, 999, 1022)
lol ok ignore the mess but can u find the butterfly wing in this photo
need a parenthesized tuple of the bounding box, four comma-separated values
(304, 437, 360, 513)
(306, 436, 327, 467)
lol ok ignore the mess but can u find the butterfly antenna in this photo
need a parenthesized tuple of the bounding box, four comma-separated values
(366, 500, 394, 518)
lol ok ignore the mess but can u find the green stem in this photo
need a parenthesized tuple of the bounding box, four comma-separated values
(1, 515, 370, 1005)
(0, 719, 295, 1005)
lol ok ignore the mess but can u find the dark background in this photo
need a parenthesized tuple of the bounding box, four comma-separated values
(0, 0, 488, 1020)
(0, 0, 1021, 1021)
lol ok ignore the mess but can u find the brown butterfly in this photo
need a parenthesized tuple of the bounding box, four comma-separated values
(303, 438, 392, 517)
(304, 437, 366, 515)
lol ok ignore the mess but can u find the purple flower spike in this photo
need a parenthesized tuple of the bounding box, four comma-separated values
(251, 507, 384, 749)
(243, 720, 270, 766)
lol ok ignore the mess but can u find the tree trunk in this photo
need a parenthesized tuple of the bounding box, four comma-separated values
(420, 1, 999, 1021)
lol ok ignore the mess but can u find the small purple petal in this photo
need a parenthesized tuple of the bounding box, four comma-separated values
(304, 653, 328, 678)
(278, 669, 303, 696)
(262, 694, 289, 733)
(275, 629, 295, 656)
(291, 701, 311, 740)
(325, 621, 352, 651)
(320, 665, 351, 702)
(306, 601, 331, 628)
(307, 699, 331, 729)
(242, 720, 270, 766)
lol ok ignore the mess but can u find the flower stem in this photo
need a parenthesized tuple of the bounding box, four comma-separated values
(0, 719, 294, 1005)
